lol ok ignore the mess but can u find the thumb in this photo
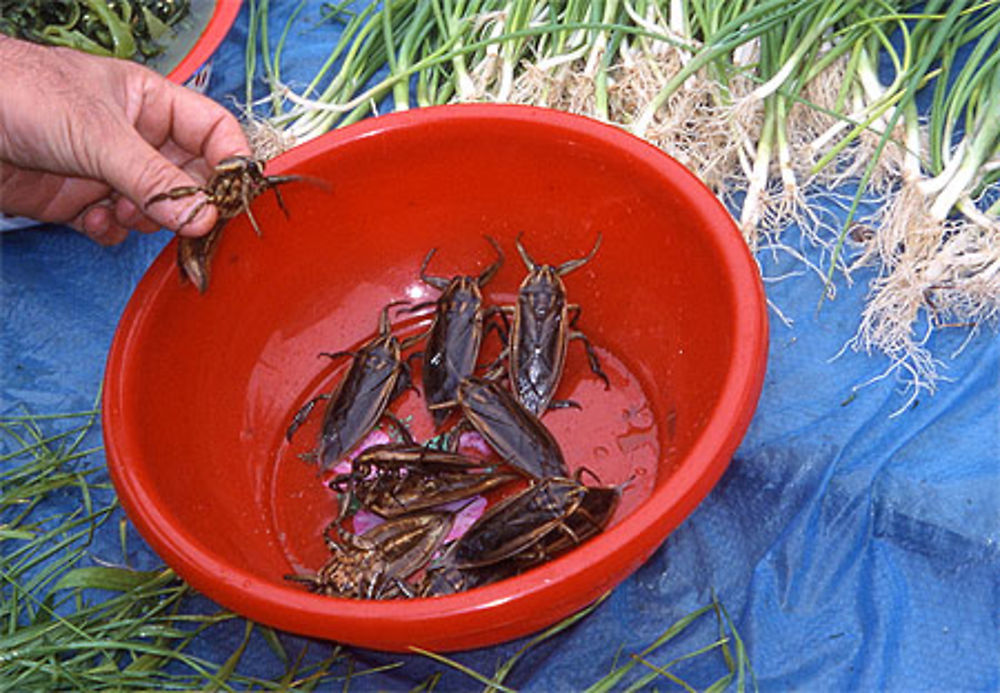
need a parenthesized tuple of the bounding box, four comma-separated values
(100, 135, 219, 236)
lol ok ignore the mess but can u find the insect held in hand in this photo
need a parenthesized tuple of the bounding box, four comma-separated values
(146, 155, 317, 293)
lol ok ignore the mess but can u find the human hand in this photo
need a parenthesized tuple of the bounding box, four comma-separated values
(0, 35, 251, 245)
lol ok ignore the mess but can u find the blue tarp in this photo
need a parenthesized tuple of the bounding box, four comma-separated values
(2, 3, 997, 690)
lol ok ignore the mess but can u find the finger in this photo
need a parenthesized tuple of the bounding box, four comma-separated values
(108, 72, 249, 236)
(101, 223, 130, 246)
(156, 140, 214, 186)
(141, 142, 212, 192)
(136, 74, 250, 166)
(98, 132, 220, 236)
(0, 167, 113, 226)
(78, 204, 129, 246)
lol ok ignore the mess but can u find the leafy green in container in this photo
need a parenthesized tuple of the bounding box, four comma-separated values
(0, 0, 191, 62)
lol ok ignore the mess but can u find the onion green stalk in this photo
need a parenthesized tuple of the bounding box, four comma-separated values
(244, 0, 1000, 402)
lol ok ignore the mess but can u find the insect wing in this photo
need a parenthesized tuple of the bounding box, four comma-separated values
(176, 220, 225, 293)
(366, 468, 518, 518)
(453, 478, 585, 569)
(511, 270, 570, 415)
(518, 484, 621, 566)
(420, 546, 521, 597)
(423, 280, 486, 425)
(319, 338, 400, 468)
(362, 511, 454, 590)
(346, 444, 519, 517)
(459, 378, 569, 479)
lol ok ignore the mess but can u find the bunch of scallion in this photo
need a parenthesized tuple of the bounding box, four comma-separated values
(243, 0, 1000, 405)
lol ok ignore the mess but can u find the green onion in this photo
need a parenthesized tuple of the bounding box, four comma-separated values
(243, 0, 1000, 405)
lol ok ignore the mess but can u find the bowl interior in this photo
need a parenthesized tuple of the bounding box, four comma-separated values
(104, 105, 765, 651)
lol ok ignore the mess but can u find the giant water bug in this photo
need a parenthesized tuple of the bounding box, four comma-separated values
(329, 440, 518, 518)
(410, 236, 504, 426)
(505, 233, 610, 415)
(286, 510, 453, 599)
(452, 476, 588, 569)
(451, 376, 570, 479)
(146, 156, 314, 293)
(287, 300, 419, 469)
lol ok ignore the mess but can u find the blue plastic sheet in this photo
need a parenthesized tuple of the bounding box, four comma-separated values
(2, 3, 998, 689)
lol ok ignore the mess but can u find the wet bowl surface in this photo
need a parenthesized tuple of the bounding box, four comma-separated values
(103, 104, 767, 652)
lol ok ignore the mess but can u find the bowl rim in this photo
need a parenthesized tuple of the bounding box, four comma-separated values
(165, 0, 243, 85)
(103, 103, 768, 651)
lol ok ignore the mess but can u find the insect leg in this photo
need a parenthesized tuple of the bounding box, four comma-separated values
(514, 232, 539, 271)
(286, 393, 332, 440)
(390, 577, 416, 599)
(569, 331, 610, 390)
(401, 300, 438, 313)
(242, 182, 263, 236)
(382, 410, 417, 445)
(391, 356, 421, 400)
(270, 184, 291, 219)
(476, 306, 512, 376)
(567, 306, 610, 389)
(418, 247, 451, 290)
(171, 199, 212, 232)
(483, 306, 511, 343)
(145, 185, 207, 207)
(574, 466, 603, 484)
(441, 418, 475, 452)
(319, 349, 356, 361)
(476, 235, 505, 286)
(556, 233, 602, 276)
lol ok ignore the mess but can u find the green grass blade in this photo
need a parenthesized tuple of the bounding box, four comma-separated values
(488, 592, 610, 691)
(410, 647, 519, 693)
(585, 603, 715, 693)
(51, 566, 163, 593)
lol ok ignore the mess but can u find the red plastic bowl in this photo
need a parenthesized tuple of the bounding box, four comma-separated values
(103, 104, 767, 652)
(163, 1, 242, 84)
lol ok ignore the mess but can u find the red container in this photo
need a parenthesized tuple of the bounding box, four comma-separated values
(103, 105, 768, 652)
(164, 1, 242, 85)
